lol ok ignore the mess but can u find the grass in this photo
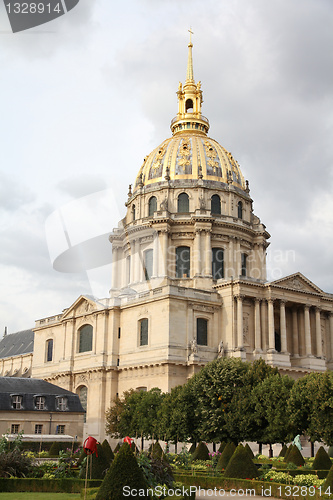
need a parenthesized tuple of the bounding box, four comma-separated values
(0, 494, 81, 500)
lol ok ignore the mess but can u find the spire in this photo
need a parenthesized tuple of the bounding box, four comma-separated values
(186, 28, 194, 83)
(170, 31, 210, 136)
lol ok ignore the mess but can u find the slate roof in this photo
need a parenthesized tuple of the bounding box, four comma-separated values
(0, 330, 34, 359)
(0, 377, 85, 413)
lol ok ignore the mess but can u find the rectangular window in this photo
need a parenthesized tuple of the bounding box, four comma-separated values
(56, 397, 68, 411)
(197, 318, 208, 346)
(241, 253, 247, 277)
(56, 425, 65, 435)
(144, 249, 153, 280)
(11, 424, 19, 434)
(176, 246, 190, 278)
(118, 327, 121, 339)
(35, 396, 45, 410)
(46, 339, 53, 362)
(212, 248, 224, 280)
(12, 395, 22, 409)
(140, 318, 148, 346)
(35, 424, 43, 435)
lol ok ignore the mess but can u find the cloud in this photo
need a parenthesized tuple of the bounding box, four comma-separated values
(0, 173, 35, 212)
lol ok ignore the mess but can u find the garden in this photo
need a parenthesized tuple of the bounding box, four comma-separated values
(1, 358, 333, 499)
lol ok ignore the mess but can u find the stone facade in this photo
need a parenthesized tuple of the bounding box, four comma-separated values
(2, 40, 333, 443)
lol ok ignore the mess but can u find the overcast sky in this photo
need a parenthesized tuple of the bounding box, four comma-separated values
(0, 0, 332, 334)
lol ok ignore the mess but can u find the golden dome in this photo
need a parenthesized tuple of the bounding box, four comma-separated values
(134, 134, 245, 191)
(133, 36, 246, 193)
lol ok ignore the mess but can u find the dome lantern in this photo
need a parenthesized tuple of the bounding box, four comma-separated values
(171, 31, 210, 136)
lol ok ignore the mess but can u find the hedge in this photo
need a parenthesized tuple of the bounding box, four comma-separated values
(173, 474, 331, 500)
(0, 478, 102, 493)
(80, 486, 195, 500)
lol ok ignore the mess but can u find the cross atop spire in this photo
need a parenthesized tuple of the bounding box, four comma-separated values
(186, 27, 194, 83)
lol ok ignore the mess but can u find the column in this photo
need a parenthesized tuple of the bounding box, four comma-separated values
(235, 238, 241, 277)
(304, 305, 312, 356)
(194, 229, 201, 276)
(204, 229, 212, 277)
(152, 232, 159, 278)
(163, 230, 168, 277)
(261, 299, 268, 350)
(254, 299, 262, 352)
(292, 308, 299, 356)
(267, 299, 275, 352)
(227, 237, 234, 279)
(130, 240, 135, 284)
(280, 300, 288, 353)
(315, 308, 322, 358)
(236, 295, 244, 350)
(111, 246, 118, 289)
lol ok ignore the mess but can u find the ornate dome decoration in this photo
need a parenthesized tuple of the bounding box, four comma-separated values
(133, 34, 246, 194)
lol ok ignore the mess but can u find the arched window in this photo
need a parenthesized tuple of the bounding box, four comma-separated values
(132, 204, 136, 221)
(144, 249, 153, 281)
(176, 246, 190, 278)
(148, 196, 157, 216)
(211, 194, 221, 215)
(46, 339, 53, 362)
(212, 248, 224, 280)
(78, 325, 93, 353)
(197, 318, 208, 346)
(77, 385, 88, 422)
(139, 318, 148, 346)
(178, 193, 189, 213)
(241, 253, 247, 277)
(237, 201, 243, 219)
(185, 99, 194, 112)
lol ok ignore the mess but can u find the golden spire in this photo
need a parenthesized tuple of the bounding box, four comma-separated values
(170, 32, 210, 136)
(186, 28, 194, 83)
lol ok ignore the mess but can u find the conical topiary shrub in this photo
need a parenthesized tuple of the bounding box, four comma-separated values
(191, 441, 210, 461)
(114, 442, 121, 453)
(189, 442, 196, 454)
(101, 439, 114, 465)
(95, 443, 149, 500)
(48, 442, 61, 457)
(279, 444, 288, 457)
(218, 442, 226, 454)
(245, 443, 254, 459)
(150, 441, 163, 459)
(283, 444, 293, 462)
(312, 446, 332, 470)
(216, 442, 236, 471)
(323, 464, 333, 491)
(224, 444, 259, 479)
(286, 444, 305, 467)
(79, 443, 110, 480)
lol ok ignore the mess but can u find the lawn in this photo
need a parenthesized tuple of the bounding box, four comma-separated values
(0, 494, 81, 500)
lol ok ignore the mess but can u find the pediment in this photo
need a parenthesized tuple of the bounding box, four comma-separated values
(62, 295, 101, 320)
(269, 273, 323, 294)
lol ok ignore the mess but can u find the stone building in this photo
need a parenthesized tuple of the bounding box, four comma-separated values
(0, 377, 85, 439)
(1, 39, 332, 442)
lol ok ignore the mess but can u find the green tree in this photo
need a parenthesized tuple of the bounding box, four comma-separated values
(288, 372, 333, 445)
(251, 373, 295, 447)
(193, 357, 250, 442)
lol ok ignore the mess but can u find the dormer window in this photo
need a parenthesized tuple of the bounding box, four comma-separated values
(11, 395, 22, 410)
(35, 396, 45, 410)
(56, 396, 68, 411)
